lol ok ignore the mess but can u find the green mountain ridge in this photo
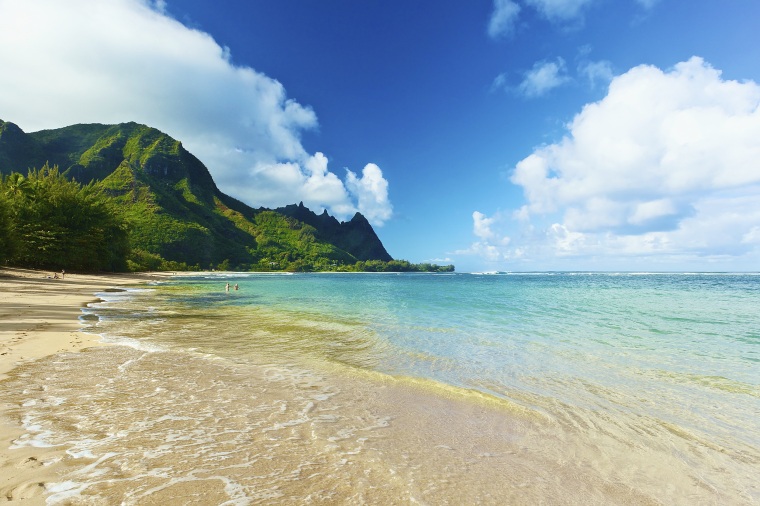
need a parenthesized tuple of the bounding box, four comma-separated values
(0, 119, 398, 271)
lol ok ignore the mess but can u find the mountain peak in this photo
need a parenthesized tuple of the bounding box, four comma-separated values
(276, 204, 391, 261)
(0, 120, 45, 172)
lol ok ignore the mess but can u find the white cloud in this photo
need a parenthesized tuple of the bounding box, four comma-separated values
(488, 0, 521, 38)
(513, 57, 760, 219)
(455, 212, 512, 263)
(524, 0, 595, 22)
(627, 198, 677, 226)
(518, 58, 570, 97)
(0, 0, 392, 225)
(455, 241, 503, 262)
(246, 153, 357, 216)
(578, 59, 614, 87)
(500, 57, 760, 268)
(345, 163, 393, 226)
(488, 0, 657, 42)
(490, 72, 509, 93)
(473, 211, 496, 240)
(152, 0, 167, 13)
(495, 56, 606, 97)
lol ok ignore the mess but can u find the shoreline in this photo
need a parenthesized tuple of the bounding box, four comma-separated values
(1, 269, 754, 504)
(0, 267, 159, 503)
(0, 272, 588, 504)
(0, 267, 161, 381)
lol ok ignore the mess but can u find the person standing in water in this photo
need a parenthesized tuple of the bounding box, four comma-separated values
(234, 283, 239, 291)
(225, 282, 230, 292)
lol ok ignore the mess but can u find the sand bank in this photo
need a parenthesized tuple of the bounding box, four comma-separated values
(0, 268, 156, 503)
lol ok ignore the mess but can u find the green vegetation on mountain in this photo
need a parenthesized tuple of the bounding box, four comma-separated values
(276, 202, 393, 262)
(0, 119, 454, 273)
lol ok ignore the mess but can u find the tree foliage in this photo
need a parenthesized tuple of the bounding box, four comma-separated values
(0, 165, 129, 271)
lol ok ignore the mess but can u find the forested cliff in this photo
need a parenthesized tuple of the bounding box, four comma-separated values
(0, 120, 452, 272)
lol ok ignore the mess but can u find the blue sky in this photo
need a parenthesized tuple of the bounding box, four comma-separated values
(1, 0, 759, 271)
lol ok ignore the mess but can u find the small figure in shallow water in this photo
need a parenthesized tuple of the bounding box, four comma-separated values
(234, 283, 239, 291)
(225, 282, 230, 292)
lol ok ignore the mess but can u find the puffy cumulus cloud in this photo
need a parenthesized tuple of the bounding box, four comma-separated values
(500, 57, 760, 268)
(513, 57, 760, 221)
(488, 0, 521, 39)
(346, 163, 393, 226)
(455, 211, 512, 263)
(247, 153, 354, 217)
(473, 211, 497, 240)
(0, 0, 393, 224)
(0, 0, 312, 162)
(518, 58, 570, 97)
(236, 154, 392, 224)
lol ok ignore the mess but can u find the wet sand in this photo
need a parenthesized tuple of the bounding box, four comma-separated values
(0, 268, 158, 503)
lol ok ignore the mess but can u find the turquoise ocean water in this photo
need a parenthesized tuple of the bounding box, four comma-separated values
(125, 272, 760, 432)
(5, 272, 759, 504)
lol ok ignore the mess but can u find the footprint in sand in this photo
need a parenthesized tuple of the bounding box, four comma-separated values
(1, 480, 46, 501)
(17, 456, 43, 469)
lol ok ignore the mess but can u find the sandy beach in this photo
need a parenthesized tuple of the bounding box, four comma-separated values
(0, 268, 155, 503)
(1, 270, 755, 504)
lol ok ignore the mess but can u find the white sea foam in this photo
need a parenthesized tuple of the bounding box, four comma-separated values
(66, 449, 96, 459)
(92, 287, 155, 303)
(10, 415, 58, 449)
(98, 334, 167, 353)
(45, 481, 90, 505)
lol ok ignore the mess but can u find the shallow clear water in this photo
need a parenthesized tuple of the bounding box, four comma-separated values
(111, 273, 760, 441)
(3, 272, 759, 504)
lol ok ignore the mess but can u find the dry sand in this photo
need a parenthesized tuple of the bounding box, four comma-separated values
(0, 267, 158, 503)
